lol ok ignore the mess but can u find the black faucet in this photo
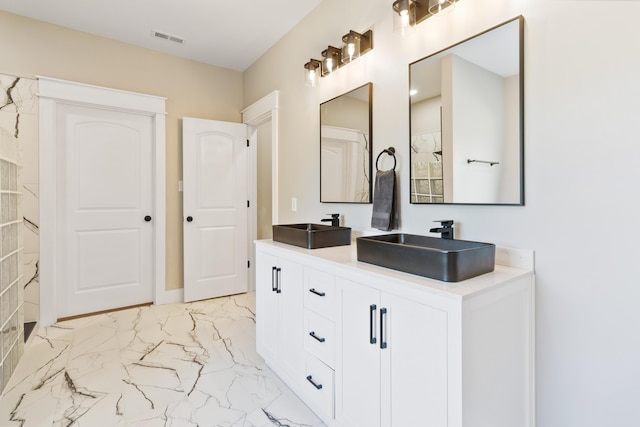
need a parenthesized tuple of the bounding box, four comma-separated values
(321, 213, 340, 227)
(429, 219, 454, 239)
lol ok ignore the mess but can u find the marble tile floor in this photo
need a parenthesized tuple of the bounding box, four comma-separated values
(0, 293, 327, 427)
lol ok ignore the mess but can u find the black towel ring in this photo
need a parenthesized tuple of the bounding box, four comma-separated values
(376, 147, 396, 171)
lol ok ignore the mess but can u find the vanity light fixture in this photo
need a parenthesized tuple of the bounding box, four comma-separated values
(392, 0, 459, 33)
(341, 30, 373, 64)
(304, 59, 322, 87)
(321, 46, 342, 76)
(302, 29, 373, 85)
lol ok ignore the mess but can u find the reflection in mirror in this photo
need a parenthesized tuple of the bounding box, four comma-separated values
(320, 82, 372, 203)
(410, 16, 524, 205)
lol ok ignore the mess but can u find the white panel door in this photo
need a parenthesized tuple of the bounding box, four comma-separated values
(183, 118, 248, 302)
(57, 104, 154, 318)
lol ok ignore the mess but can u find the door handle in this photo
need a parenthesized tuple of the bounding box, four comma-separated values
(186, 216, 193, 222)
(369, 304, 377, 345)
(144, 215, 152, 222)
(271, 267, 278, 292)
(380, 307, 388, 349)
(276, 267, 282, 293)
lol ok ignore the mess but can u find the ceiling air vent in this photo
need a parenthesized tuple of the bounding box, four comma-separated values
(152, 30, 185, 44)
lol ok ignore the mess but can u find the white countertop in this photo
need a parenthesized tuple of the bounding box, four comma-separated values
(255, 239, 534, 300)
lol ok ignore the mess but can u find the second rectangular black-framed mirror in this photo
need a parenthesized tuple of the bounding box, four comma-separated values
(409, 16, 524, 205)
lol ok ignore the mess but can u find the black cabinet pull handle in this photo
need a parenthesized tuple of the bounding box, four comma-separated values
(309, 288, 326, 297)
(144, 215, 152, 222)
(276, 267, 282, 293)
(306, 375, 323, 390)
(369, 304, 377, 344)
(271, 267, 278, 292)
(309, 331, 326, 343)
(380, 307, 388, 349)
(186, 216, 193, 222)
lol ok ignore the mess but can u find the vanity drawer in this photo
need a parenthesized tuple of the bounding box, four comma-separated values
(304, 267, 335, 318)
(302, 353, 334, 422)
(304, 309, 335, 368)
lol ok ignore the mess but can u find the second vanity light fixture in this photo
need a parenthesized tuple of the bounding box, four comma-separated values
(392, 0, 459, 35)
(304, 29, 373, 87)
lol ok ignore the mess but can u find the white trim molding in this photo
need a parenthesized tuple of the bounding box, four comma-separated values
(38, 76, 167, 325)
(242, 90, 280, 226)
(242, 91, 280, 292)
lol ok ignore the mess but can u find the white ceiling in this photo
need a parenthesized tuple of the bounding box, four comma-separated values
(0, 0, 323, 71)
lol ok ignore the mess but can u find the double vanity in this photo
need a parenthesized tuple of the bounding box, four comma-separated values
(259, 13, 531, 427)
(255, 225, 534, 427)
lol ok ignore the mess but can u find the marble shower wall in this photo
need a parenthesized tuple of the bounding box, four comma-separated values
(0, 74, 38, 328)
(0, 74, 37, 393)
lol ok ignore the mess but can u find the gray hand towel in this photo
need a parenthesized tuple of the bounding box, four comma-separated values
(371, 169, 396, 231)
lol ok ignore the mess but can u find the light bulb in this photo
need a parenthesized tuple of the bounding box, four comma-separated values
(347, 42, 356, 60)
(308, 69, 317, 86)
(400, 10, 410, 28)
(326, 57, 334, 73)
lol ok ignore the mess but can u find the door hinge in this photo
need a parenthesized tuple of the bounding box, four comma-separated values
(247, 139, 250, 147)
(247, 200, 250, 208)
(248, 260, 251, 268)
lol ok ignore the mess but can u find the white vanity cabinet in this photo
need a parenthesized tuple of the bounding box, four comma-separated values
(255, 241, 534, 427)
(336, 277, 448, 427)
(255, 250, 305, 387)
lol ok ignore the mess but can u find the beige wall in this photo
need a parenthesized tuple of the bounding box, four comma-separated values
(243, 0, 640, 425)
(0, 10, 243, 290)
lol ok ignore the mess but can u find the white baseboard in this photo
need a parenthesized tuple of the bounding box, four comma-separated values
(155, 288, 184, 305)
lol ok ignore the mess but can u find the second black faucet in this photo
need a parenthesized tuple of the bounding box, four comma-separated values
(430, 219, 454, 239)
(321, 213, 341, 227)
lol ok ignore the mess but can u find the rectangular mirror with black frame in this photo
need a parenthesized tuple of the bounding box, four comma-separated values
(320, 82, 373, 203)
(409, 16, 524, 205)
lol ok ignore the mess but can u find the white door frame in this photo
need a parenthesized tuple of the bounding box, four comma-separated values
(242, 91, 279, 291)
(38, 76, 166, 326)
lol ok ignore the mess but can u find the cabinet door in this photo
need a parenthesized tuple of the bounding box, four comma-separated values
(255, 250, 279, 363)
(381, 294, 448, 427)
(277, 257, 305, 382)
(337, 278, 381, 427)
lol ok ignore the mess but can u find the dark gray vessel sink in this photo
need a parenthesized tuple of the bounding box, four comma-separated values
(273, 224, 352, 249)
(356, 234, 495, 282)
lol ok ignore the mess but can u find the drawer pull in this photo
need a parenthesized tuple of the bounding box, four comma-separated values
(309, 331, 326, 343)
(369, 304, 377, 345)
(306, 375, 323, 390)
(309, 288, 326, 297)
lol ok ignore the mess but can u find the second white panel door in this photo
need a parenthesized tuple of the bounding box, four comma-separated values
(183, 118, 248, 302)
